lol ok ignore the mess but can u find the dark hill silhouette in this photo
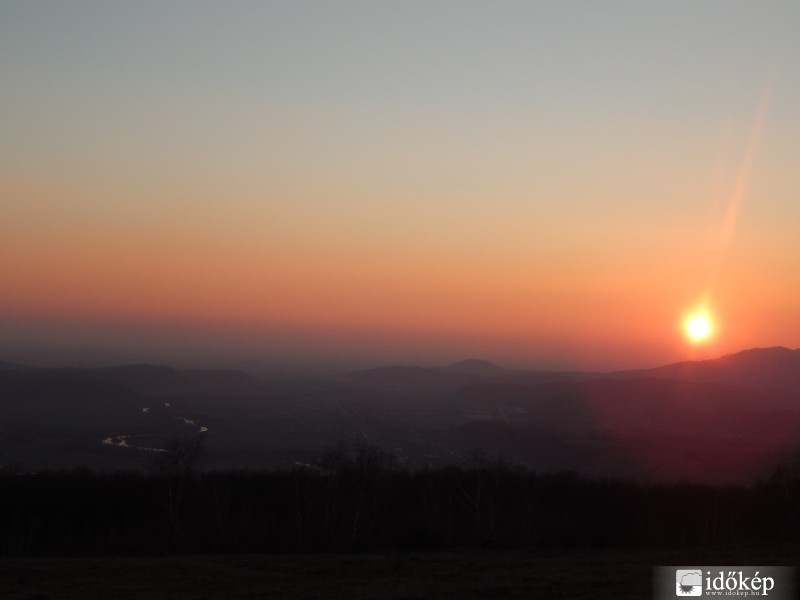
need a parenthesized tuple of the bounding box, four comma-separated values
(0, 369, 141, 408)
(83, 364, 184, 391)
(613, 346, 800, 392)
(494, 368, 598, 386)
(343, 365, 482, 391)
(0, 364, 256, 472)
(0, 369, 149, 469)
(347, 360, 586, 390)
(444, 359, 505, 377)
(63, 364, 257, 393)
(182, 368, 256, 390)
(451, 374, 800, 481)
(5, 347, 800, 480)
(0, 360, 38, 372)
(455, 375, 787, 433)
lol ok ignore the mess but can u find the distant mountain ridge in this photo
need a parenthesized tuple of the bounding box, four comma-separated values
(7, 346, 798, 388)
(444, 359, 505, 377)
(0, 362, 257, 393)
(81, 364, 256, 392)
(615, 346, 800, 393)
(3, 347, 800, 481)
(0, 360, 38, 372)
(343, 365, 479, 391)
(346, 346, 800, 390)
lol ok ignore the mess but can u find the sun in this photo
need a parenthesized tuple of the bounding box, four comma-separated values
(685, 314, 712, 343)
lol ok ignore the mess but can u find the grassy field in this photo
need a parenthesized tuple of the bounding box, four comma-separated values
(2, 544, 797, 600)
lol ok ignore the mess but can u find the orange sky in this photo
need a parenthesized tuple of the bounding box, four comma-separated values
(3, 3, 800, 369)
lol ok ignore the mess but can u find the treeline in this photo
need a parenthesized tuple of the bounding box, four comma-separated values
(2, 442, 800, 556)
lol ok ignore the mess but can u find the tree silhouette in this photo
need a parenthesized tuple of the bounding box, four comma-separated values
(150, 434, 206, 549)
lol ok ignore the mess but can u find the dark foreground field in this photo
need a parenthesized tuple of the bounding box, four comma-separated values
(2, 544, 798, 600)
(4, 452, 800, 598)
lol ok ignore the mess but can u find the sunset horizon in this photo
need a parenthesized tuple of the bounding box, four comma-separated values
(5, 3, 800, 374)
(7, 5, 800, 596)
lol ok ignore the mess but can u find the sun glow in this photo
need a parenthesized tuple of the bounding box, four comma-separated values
(685, 314, 712, 343)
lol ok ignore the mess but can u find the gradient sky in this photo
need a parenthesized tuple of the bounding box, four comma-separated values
(3, 1, 800, 370)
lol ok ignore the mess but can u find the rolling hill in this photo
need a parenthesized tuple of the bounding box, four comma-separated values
(2, 347, 800, 481)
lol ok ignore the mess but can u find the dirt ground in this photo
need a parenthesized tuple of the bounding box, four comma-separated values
(1, 544, 797, 600)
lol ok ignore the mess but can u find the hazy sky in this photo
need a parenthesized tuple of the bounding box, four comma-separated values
(3, 1, 800, 369)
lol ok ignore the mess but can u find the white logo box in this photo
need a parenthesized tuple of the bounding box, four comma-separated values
(654, 566, 794, 599)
